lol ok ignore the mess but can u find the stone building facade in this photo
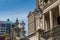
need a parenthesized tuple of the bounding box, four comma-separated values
(28, 0, 60, 40)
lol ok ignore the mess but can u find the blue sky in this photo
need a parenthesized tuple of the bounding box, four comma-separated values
(0, 0, 36, 35)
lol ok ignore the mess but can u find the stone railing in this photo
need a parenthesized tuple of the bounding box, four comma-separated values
(43, 0, 57, 10)
(42, 25, 60, 38)
(43, 25, 60, 34)
(52, 25, 60, 31)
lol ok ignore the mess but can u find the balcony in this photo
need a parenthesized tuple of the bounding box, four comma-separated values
(42, 25, 60, 39)
(53, 25, 60, 36)
(43, 0, 57, 10)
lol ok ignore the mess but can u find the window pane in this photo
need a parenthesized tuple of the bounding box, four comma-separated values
(1, 24, 5, 27)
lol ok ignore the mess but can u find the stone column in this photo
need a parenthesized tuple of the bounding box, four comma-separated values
(58, 5, 60, 25)
(49, 10, 54, 40)
(36, 31, 39, 40)
(36, 31, 42, 40)
(45, 21, 48, 31)
(59, 5, 60, 16)
(49, 10, 53, 30)
(43, 14, 45, 30)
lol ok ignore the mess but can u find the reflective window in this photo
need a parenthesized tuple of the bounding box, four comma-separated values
(1, 28, 6, 30)
(1, 31, 5, 32)
(1, 24, 5, 27)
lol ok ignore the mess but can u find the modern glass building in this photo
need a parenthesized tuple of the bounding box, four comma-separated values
(0, 19, 15, 35)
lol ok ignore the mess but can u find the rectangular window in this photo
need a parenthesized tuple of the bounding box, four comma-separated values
(1, 28, 6, 30)
(1, 24, 5, 27)
(1, 31, 5, 32)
